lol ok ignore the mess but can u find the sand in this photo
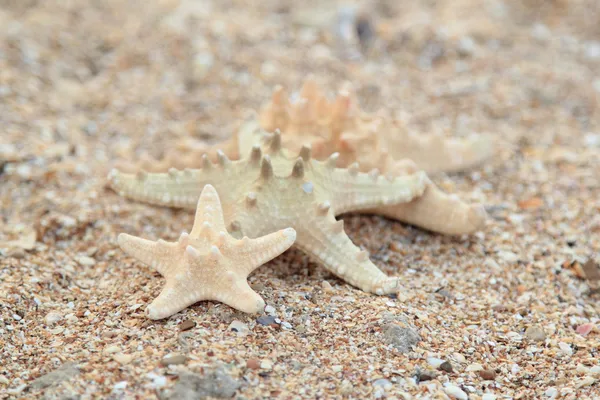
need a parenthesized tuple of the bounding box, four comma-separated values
(1, 0, 599, 399)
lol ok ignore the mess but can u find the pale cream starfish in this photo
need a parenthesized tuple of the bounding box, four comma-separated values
(118, 184, 296, 319)
(109, 135, 428, 295)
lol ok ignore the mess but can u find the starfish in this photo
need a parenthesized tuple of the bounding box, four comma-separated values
(118, 184, 296, 319)
(109, 135, 428, 295)
(113, 79, 488, 235)
(259, 77, 495, 175)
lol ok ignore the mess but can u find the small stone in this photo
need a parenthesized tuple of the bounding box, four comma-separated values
(280, 321, 292, 329)
(482, 394, 497, 400)
(576, 323, 595, 336)
(576, 376, 596, 388)
(525, 325, 546, 341)
(558, 342, 573, 356)
(29, 363, 79, 390)
(457, 36, 476, 57)
(466, 363, 483, 372)
(545, 387, 558, 398)
(246, 359, 260, 370)
(332, 365, 343, 373)
(427, 357, 445, 368)
(160, 367, 239, 399)
(444, 384, 468, 400)
(382, 323, 420, 353)
(113, 353, 133, 365)
(45, 312, 62, 325)
(479, 369, 497, 380)
(321, 281, 333, 292)
(264, 305, 276, 315)
(179, 320, 196, 331)
(76, 256, 96, 266)
(12, 314, 22, 321)
(373, 378, 392, 390)
(589, 366, 600, 376)
(160, 354, 187, 366)
(228, 320, 249, 335)
(104, 345, 121, 355)
(417, 369, 437, 382)
(0, 375, 8, 384)
(260, 360, 273, 370)
(439, 361, 453, 373)
(256, 315, 277, 326)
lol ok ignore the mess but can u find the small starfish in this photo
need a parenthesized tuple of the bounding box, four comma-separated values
(110, 135, 428, 295)
(118, 184, 296, 319)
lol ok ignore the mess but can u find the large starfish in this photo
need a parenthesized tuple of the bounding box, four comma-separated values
(114, 80, 487, 235)
(109, 135, 428, 295)
(118, 184, 296, 319)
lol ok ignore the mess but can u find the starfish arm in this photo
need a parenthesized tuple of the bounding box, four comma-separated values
(365, 183, 487, 235)
(190, 184, 227, 235)
(117, 233, 180, 276)
(316, 162, 428, 215)
(386, 130, 496, 174)
(213, 274, 266, 314)
(107, 154, 252, 209)
(146, 278, 208, 320)
(295, 215, 399, 295)
(227, 228, 297, 274)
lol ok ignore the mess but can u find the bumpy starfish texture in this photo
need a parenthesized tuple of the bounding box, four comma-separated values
(237, 121, 487, 235)
(109, 136, 428, 295)
(118, 184, 296, 319)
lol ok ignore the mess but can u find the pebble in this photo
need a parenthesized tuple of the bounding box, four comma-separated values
(104, 345, 121, 355)
(45, 312, 62, 325)
(321, 281, 333, 292)
(479, 369, 497, 380)
(558, 342, 573, 356)
(179, 320, 196, 331)
(29, 363, 79, 390)
(576, 376, 596, 388)
(545, 387, 558, 398)
(524, 325, 546, 341)
(439, 361, 453, 373)
(373, 378, 392, 391)
(457, 36, 476, 57)
(113, 353, 133, 365)
(264, 305, 276, 315)
(246, 359, 260, 370)
(444, 384, 468, 400)
(575, 323, 594, 336)
(482, 394, 497, 400)
(228, 320, 249, 336)
(466, 363, 483, 372)
(0, 375, 8, 384)
(382, 323, 420, 353)
(12, 314, 22, 321)
(260, 360, 273, 370)
(160, 354, 187, 366)
(76, 256, 96, 266)
(332, 365, 343, 373)
(427, 357, 445, 369)
(280, 321, 292, 329)
(112, 381, 127, 391)
(417, 369, 437, 382)
(256, 315, 277, 326)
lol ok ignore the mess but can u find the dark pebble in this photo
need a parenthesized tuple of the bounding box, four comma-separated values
(439, 361, 453, 373)
(256, 315, 277, 326)
(179, 320, 196, 332)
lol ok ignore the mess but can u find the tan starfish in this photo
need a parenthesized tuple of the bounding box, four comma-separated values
(259, 77, 495, 175)
(118, 184, 296, 319)
(109, 135, 428, 295)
